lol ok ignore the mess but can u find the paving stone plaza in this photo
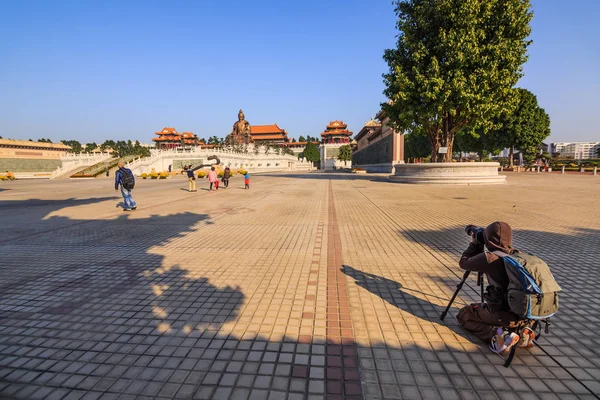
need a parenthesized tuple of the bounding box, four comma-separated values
(1, 173, 599, 400)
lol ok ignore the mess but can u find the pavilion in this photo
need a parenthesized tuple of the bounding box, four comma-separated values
(152, 128, 199, 149)
(320, 120, 353, 144)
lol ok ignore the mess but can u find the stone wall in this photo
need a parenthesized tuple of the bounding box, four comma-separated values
(173, 159, 204, 169)
(352, 134, 393, 166)
(0, 158, 62, 172)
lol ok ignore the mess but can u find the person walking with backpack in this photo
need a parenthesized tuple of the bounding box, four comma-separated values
(115, 161, 137, 211)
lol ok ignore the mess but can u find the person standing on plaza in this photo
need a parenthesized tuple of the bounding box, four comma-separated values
(185, 164, 201, 192)
(114, 161, 137, 211)
(208, 166, 219, 191)
(222, 167, 231, 188)
(244, 171, 250, 190)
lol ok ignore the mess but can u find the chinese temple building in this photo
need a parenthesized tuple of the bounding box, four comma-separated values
(353, 118, 382, 150)
(320, 120, 353, 144)
(250, 124, 290, 145)
(0, 138, 71, 174)
(351, 111, 404, 173)
(152, 128, 199, 149)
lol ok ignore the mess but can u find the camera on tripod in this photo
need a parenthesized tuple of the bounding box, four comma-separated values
(465, 224, 485, 244)
(440, 224, 487, 321)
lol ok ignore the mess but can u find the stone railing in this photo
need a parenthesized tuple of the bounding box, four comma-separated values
(50, 153, 114, 179)
(129, 147, 310, 175)
(60, 152, 113, 161)
(149, 146, 299, 160)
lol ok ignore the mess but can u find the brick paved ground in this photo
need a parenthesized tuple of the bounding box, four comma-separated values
(0, 173, 599, 400)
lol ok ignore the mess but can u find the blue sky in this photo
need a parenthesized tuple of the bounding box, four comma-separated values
(1, 0, 598, 144)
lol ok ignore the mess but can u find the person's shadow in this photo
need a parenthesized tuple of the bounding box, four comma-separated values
(341, 265, 472, 341)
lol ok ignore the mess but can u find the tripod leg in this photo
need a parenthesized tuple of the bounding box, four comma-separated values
(478, 272, 485, 302)
(440, 271, 470, 320)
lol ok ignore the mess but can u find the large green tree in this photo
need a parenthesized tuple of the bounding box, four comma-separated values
(303, 142, 320, 164)
(61, 139, 82, 153)
(488, 88, 550, 166)
(337, 145, 352, 166)
(454, 129, 504, 161)
(84, 142, 97, 153)
(404, 130, 431, 161)
(382, 0, 532, 162)
(100, 140, 116, 151)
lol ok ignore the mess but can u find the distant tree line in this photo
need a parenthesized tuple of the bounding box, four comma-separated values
(297, 135, 320, 143)
(60, 139, 151, 158)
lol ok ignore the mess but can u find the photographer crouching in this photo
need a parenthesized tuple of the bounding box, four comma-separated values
(457, 221, 535, 354)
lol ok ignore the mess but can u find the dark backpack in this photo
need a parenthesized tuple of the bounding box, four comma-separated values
(120, 168, 135, 190)
(494, 251, 561, 320)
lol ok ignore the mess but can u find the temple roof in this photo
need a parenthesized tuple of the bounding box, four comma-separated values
(251, 124, 286, 134)
(155, 127, 178, 135)
(354, 118, 383, 141)
(364, 118, 381, 128)
(0, 139, 71, 150)
(326, 120, 348, 130)
(321, 120, 353, 137)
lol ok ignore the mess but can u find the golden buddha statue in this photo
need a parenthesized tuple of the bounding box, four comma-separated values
(226, 109, 253, 145)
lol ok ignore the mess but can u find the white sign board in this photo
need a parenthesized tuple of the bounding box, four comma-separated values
(438, 147, 448, 154)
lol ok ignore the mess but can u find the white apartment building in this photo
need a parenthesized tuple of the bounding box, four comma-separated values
(551, 142, 600, 159)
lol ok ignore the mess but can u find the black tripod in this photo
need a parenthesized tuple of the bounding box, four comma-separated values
(440, 270, 484, 320)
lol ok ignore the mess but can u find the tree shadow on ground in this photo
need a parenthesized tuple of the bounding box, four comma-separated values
(0, 200, 597, 399)
(341, 265, 473, 342)
(398, 225, 600, 260)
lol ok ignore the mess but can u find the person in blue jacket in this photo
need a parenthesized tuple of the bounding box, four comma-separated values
(115, 161, 137, 211)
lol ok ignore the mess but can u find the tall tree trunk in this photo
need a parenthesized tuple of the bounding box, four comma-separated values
(509, 146, 514, 167)
(444, 133, 454, 162)
(429, 130, 440, 162)
(439, 113, 455, 162)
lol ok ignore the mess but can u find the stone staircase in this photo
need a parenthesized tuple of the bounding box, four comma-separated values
(70, 155, 137, 178)
(50, 153, 114, 179)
